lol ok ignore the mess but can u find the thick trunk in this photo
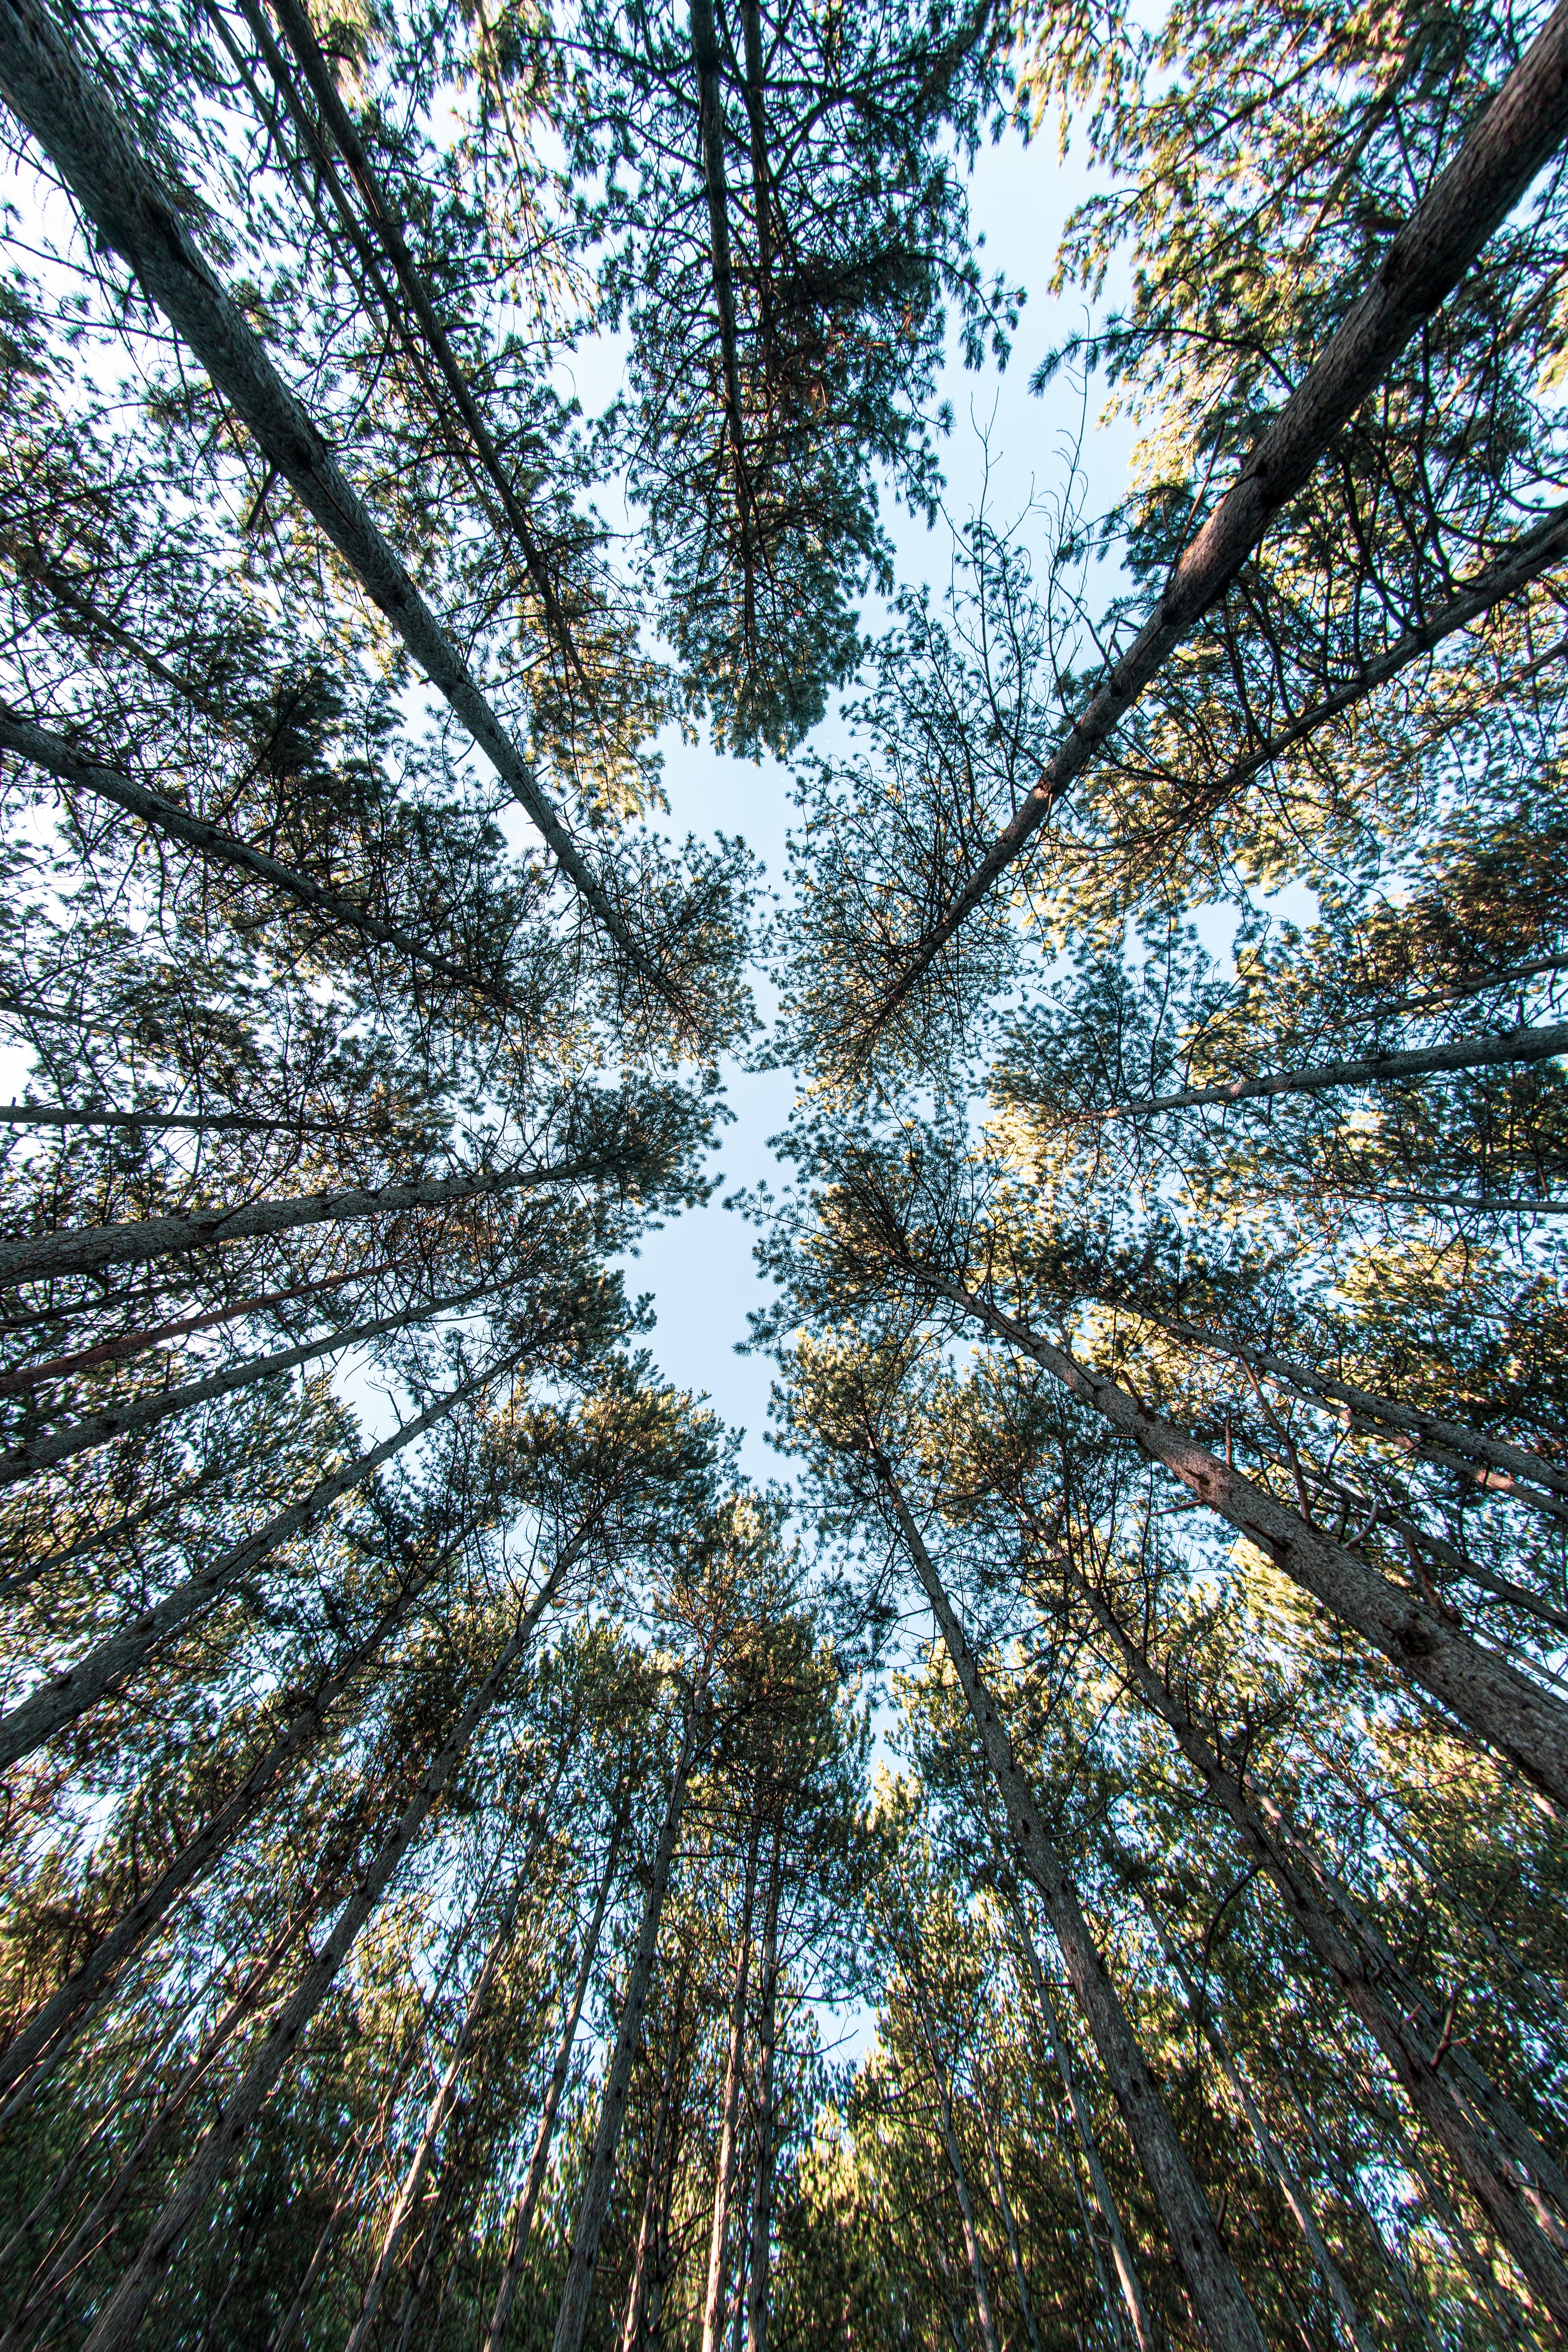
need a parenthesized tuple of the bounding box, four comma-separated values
(77, 1553, 566, 2352)
(343, 1869, 524, 2352)
(0, 0, 662, 987)
(937, 1271, 1568, 1807)
(483, 1808, 628, 2352)
(1078, 1579, 1568, 2330)
(702, 1816, 761, 2352)
(0, 1511, 474, 2107)
(868, 2, 1568, 1018)
(875, 1457, 1267, 2352)
(0, 710, 505, 1004)
(0, 1277, 503, 1482)
(550, 1686, 710, 2352)
(1002, 1889, 1157, 2352)
(0, 1148, 609, 1289)
(976, 2087, 1044, 2352)
(745, 1824, 782, 2352)
(0, 1352, 509, 1771)
(1090, 1020, 1568, 1123)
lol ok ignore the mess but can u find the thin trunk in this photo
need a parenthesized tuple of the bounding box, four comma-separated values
(0, 0, 665, 987)
(910, 1980, 1001, 2352)
(1078, 1577, 1568, 2329)
(0, 1352, 510, 1772)
(341, 1867, 525, 2352)
(76, 1551, 568, 2352)
(1065, 2137, 1127, 2352)
(935, 1268, 1568, 1807)
(483, 1806, 629, 2352)
(1277, 2069, 1439, 2351)
(866, 3, 1568, 1020)
(977, 2088, 1044, 2352)
(702, 1816, 761, 2352)
(872, 1452, 1267, 2352)
(0, 710, 508, 1005)
(1003, 1887, 1156, 2352)
(1132, 1892, 1378, 2352)
(745, 1822, 782, 2352)
(0, 1101, 336, 1136)
(0, 1276, 503, 1482)
(0, 1508, 474, 2109)
(738, 2, 773, 374)
(1087, 1020, 1568, 1124)
(0, 1147, 612, 1290)
(617, 1955, 694, 2352)
(690, 0, 755, 619)
(550, 1683, 711, 2352)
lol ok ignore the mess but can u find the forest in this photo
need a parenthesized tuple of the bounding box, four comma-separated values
(1, 0, 1567, 2346)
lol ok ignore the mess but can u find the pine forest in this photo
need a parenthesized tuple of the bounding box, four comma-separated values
(3, 0, 1568, 2345)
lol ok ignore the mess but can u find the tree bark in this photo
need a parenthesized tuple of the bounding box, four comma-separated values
(0, 1510, 477, 2109)
(0, 0, 667, 993)
(909, 1975, 1001, 2352)
(745, 1822, 782, 2352)
(0, 708, 506, 1004)
(1086, 1020, 1568, 1123)
(932, 1270, 1568, 1808)
(76, 1550, 568, 2352)
(483, 1805, 628, 2352)
(616, 1951, 694, 2352)
(690, 0, 755, 613)
(976, 2082, 1045, 2352)
(550, 1683, 711, 2352)
(0, 1277, 503, 1482)
(1076, 1575, 1568, 2330)
(0, 1149, 612, 1289)
(1002, 1886, 1157, 2352)
(866, 0, 1568, 1024)
(702, 1814, 761, 2352)
(0, 1351, 510, 1772)
(873, 1454, 1268, 2352)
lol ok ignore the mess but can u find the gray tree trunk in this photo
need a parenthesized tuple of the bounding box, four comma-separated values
(702, 1816, 761, 2352)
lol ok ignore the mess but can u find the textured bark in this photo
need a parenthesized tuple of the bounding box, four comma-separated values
(0, 1278, 502, 1482)
(868, 2, 1568, 1023)
(77, 1555, 567, 2352)
(0, 1354, 507, 1771)
(550, 1688, 710, 2352)
(875, 1459, 1267, 2352)
(0, 1150, 608, 1288)
(0, 0, 664, 991)
(1089, 1020, 1568, 1122)
(0, 1513, 474, 2107)
(702, 1815, 760, 2352)
(0, 708, 505, 1002)
(935, 1271, 1568, 1807)
(483, 1808, 628, 2352)
(1078, 1580, 1568, 2330)
(1003, 1887, 1157, 2352)
(745, 1824, 782, 2352)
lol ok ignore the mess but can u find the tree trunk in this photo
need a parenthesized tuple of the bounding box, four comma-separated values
(1086, 1020, 1568, 1124)
(935, 1270, 1568, 1808)
(689, 0, 753, 600)
(0, 1351, 511, 1772)
(873, 1453, 1267, 2352)
(0, 1276, 503, 1482)
(976, 2083, 1044, 2352)
(1002, 1887, 1158, 2352)
(910, 1978, 1001, 2352)
(702, 1814, 761, 2352)
(0, 0, 662, 985)
(483, 1805, 629, 2352)
(616, 1953, 694, 2352)
(0, 709, 508, 1005)
(866, 0, 1568, 1017)
(341, 1865, 524, 2352)
(550, 1682, 711, 2352)
(0, 1508, 476, 2110)
(1076, 1576, 1568, 2330)
(0, 1148, 613, 1289)
(737, 2, 773, 376)
(76, 1551, 568, 2352)
(745, 1822, 782, 2352)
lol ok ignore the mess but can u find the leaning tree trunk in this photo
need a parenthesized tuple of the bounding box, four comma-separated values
(931, 1267, 1568, 1807)
(0, 0, 661, 983)
(1087, 1020, 1568, 1123)
(701, 1813, 761, 2352)
(745, 1822, 782, 2352)
(76, 1550, 570, 2352)
(0, 1350, 513, 1772)
(1076, 1575, 1568, 2330)
(872, 1449, 1269, 2352)
(550, 1681, 711, 2352)
(482, 1803, 630, 2352)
